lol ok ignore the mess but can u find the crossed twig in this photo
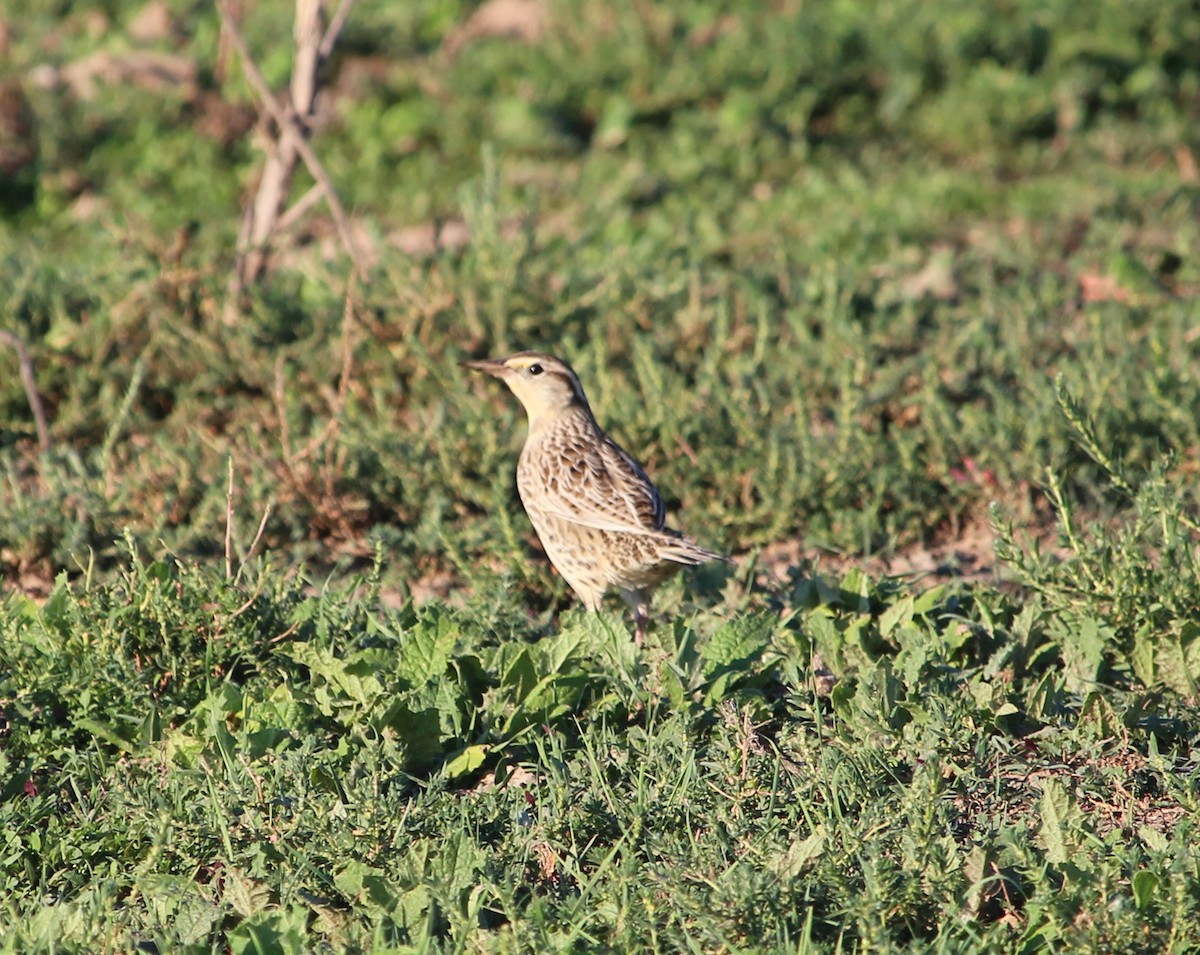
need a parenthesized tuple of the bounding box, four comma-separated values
(217, 0, 362, 317)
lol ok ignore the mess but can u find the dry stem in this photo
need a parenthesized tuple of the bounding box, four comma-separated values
(0, 329, 51, 454)
(219, 0, 361, 321)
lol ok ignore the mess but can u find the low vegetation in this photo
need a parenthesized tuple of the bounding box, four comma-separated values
(1, 0, 1198, 951)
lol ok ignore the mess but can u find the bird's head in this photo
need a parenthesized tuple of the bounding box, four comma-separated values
(464, 351, 589, 425)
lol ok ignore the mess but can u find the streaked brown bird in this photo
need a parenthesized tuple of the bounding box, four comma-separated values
(465, 351, 727, 644)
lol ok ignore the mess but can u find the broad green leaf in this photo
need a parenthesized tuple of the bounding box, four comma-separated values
(1026, 670, 1065, 722)
(284, 642, 382, 705)
(895, 626, 932, 687)
(335, 860, 388, 904)
(961, 845, 991, 917)
(73, 717, 134, 754)
(1079, 692, 1122, 740)
(443, 744, 490, 780)
(1164, 622, 1200, 697)
(136, 875, 219, 945)
(1130, 622, 1157, 688)
(531, 625, 592, 674)
(163, 727, 203, 767)
(392, 609, 458, 688)
(879, 595, 914, 639)
(775, 825, 826, 878)
(223, 867, 271, 919)
(394, 886, 432, 930)
(1057, 614, 1108, 693)
(660, 661, 686, 711)
(228, 907, 307, 955)
(39, 575, 73, 637)
(838, 568, 872, 613)
(139, 707, 162, 746)
(702, 613, 773, 675)
(912, 585, 947, 616)
(1132, 870, 1161, 909)
(830, 678, 857, 723)
(377, 697, 443, 770)
(434, 830, 486, 891)
(1138, 826, 1169, 853)
(245, 727, 292, 758)
(561, 611, 638, 670)
(1036, 778, 1079, 866)
(501, 648, 538, 699)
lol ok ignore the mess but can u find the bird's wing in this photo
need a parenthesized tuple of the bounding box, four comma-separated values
(535, 430, 667, 535)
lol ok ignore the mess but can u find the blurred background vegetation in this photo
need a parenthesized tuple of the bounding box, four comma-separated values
(1, 0, 1198, 604)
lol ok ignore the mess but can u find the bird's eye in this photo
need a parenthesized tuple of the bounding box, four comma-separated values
(528, 363, 544, 376)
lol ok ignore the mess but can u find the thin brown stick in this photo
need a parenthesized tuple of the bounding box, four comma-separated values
(226, 498, 273, 611)
(228, 498, 275, 609)
(319, 0, 355, 61)
(224, 456, 235, 580)
(244, 500, 274, 565)
(0, 330, 51, 453)
(224, 459, 273, 586)
(275, 182, 325, 235)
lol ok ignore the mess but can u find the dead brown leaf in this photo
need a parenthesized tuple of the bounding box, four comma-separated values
(128, 0, 175, 43)
(441, 0, 547, 59)
(1175, 145, 1199, 184)
(756, 519, 1003, 589)
(901, 245, 959, 301)
(59, 49, 197, 101)
(1077, 270, 1130, 304)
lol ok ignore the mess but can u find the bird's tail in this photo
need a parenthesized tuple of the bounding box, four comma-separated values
(656, 530, 731, 566)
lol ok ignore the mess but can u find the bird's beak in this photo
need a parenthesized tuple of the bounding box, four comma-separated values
(463, 357, 509, 378)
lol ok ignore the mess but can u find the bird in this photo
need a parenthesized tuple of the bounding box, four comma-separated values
(464, 350, 727, 645)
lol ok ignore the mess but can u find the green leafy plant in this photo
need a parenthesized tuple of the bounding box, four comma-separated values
(995, 375, 1200, 694)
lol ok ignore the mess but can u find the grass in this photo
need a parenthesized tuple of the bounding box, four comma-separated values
(3, 531, 1199, 951)
(2, 0, 1200, 950)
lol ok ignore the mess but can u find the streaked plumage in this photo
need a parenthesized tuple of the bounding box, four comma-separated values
(465, 351, 727, 644)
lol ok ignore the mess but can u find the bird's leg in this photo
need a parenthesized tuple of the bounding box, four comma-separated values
(631, 590, 651, 647)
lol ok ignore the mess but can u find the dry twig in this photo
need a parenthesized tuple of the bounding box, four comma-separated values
(319, 0, 355, 60)
(219, 0, 361, 319)
(225, 456, 236, 579)
(224, 455, 275, 585)
(0, 329, 51, 454)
